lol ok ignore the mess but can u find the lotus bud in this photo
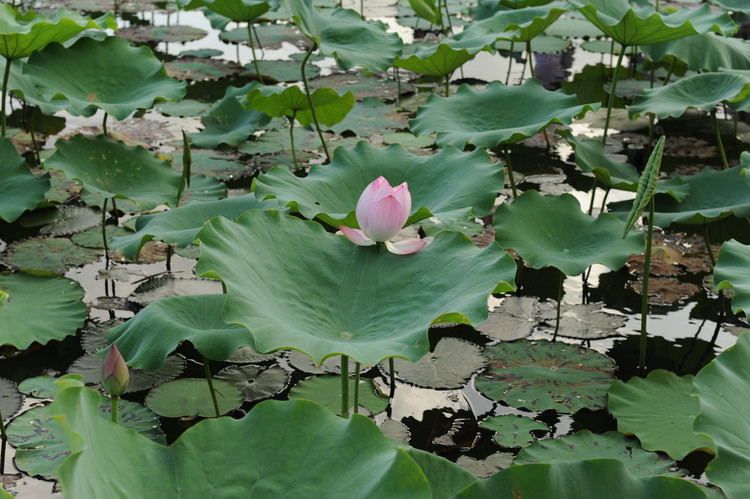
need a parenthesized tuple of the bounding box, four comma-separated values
(101, 344, 129, 396)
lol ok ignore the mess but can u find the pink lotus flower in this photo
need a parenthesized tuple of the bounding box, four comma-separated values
(101, 344, 129, 396)
(338, 176, 430, 255)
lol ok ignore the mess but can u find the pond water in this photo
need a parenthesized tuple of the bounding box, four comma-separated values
(1, 0, 748, 496)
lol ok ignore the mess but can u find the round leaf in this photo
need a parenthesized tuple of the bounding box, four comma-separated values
(494, 191, 644, 276)
(0, 137, 50, 223)
(246, 85, 355, 127)
(410, 79, 600, 148)
(289, 375, 388, 415)
(4, 237, 101, 274)
(195, 210, 516, 366)
(476, 339, 616, 413)
(480, 415, 548, 448)
(145, 378, 242, 417)
(216, 365, 290, 402)
(68, 352, 186, 394)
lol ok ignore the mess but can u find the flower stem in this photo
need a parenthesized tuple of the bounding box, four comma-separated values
(247, 23, 264, 85)
(639, 200, 655, 372)
(504, 146, 518, 199)
(203, 357, 221, 417)
(301, 45, 331, 163)
(2, 57, 11, 137)
(340, 354, 349, 418)
(602, 45, 626, 145)
(111, 395, 119, 424)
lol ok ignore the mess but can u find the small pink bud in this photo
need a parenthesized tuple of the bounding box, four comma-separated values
(101, 344, 129, 396)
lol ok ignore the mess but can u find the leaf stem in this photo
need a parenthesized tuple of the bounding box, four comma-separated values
(526, 40, 535, 79)
(712, 109, 729, 170)
(0, 407, 7, 475)
(341, 355, 349, 418)
(505, 42, 514, 85)
(639, 200, 655, 372)
(2, 57, 11, 137)
(353, 362, 361, 415)
(247, 23, 264, 84)
(301, 45, 331, 163)
(203, 357, 221, 417)
(102, 112, 109, 138)
(703, 223, 717, 268)
(602, 45, 626, 145)
(102, 198, 110, 270)
(503, 146, 518, 199)
(289, 112, 298, 170)
(552, 269, 564, 341)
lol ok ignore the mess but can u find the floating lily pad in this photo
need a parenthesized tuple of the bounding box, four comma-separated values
(289, 375, 388, 415)
(495, 35, 570, 54)
(382, 132, 436, 148)
(537, 302, 626, 339)
(253, 141, 502, 230)
(45, 134, 182, 210)
(0, 273, 87, 349)
(68, 352, 187, 394)
(226, 346, 280, 364)
(288, 350, 365, 375)
(108, 294, 256, 369)
(328, 97, 408, 136)
(183, 150, 250, 179)
(216, 365, 290, 402)
(410, 79, 600, 148)
(714, 239, 750, 314)
(0, 137, 50, 222)
(165, 58, 242, 81)
(220, 22, 308, 49)
(476, 339, 616, 413)
(8, 397, 164, 479)
(282, 0, 403, 75)
(80, 319, 124, 353)
(71, 225, 130, 249)
(692, 332, 750, 499)
(19, 205, 101, 236)
(241, 59, 320, 82)
(386, 337, 488, 389)
(494, 191, 644, 276)
(607, 369, 715, 461)
(0, 378, 22, 420)
(179, 48, 223, 58)
(516, 430, 682, 478)
(195, 211, 516, 366)
(456, 453, 514, 479)
(112, 193, 281, 260)
(17, 375, 64, 398)
(145, 378, 243, 417)
(118, 25, 207, 43)
(128, 276, 224, 306)
(475, 297, 543, 342)
(310, 72, 408, 101)
(3, 237, 101, 275)
(480, 415, 548, 448)
(25, 36, 185, 121)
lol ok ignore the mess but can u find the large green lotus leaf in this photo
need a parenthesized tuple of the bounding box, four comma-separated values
(195, 210, 515, 366)
(567, 0, 735, 46)
(607, 370, 715, 461)
(628, 72, 750, 119)
(0, 137, 49, 222)
(714, 239, 750, 314)
(111, 193, 282, 261)
(281, 0, 403, 75)
(711, 0, 749, 13)
(180, 0, 273, 22)
(7, 398, 164, 479)
(45, 135, 181, 210)
(516, 430, 681, 478)
(25, 36, 185, 121)
(410, 79, 600, 148)
(693, 332, 750, 499)
(609, 165, 750, 226)
(494, 191, 644, 276)
(189, 83, 272, 148)
(454, 2, 567, 46)
(0, 58, 68, 115)
(107, 294, 256, 369)
(49, 388, 434, 498)
(0, 273, 87, 349)
(403, 447, 479, 499)
(455, 459, 708, 498)
(253, 141, 502, 229)
(560, 130, 689, 199)
(475, 339, 615, 413)
(246, 85, 354, 127)
(0, 4, 113, 60)
(642, 33, 750, 73)
(394, 42, 485, 77)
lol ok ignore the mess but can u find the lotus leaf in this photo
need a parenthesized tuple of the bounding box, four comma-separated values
(628, 72, 750, 119)
(0, 378, 22, 420)
(145, 378, 242, 417)
(410, 79, 600, 148)
(0, 58, 68, 115)
(107, 294, 257, 369)
(567, 0, 735, 46)
(49, 388, 435, 497)
(692, 332, 750, 499)
(454, 2, 567, 45)
(242, 59, 321, 82)
(253, 141, 502, 229)
(475, 339, 616, 413)
(281, 0, 404, 75)
(189, 82, 272, 148)
(403, 447, 479, 499)
(710, 0, 749, 13)
(111, 193, 282, 260)
(68, 352, 187, 394)
(0, 137, 49, 222)
(607, 369, 715, 461)
(641, 33, 750, 73)
(480, 415, 548, 448)
(246, 85, 354, 126)
(179, 0, 275, 22)
(495, 35, 570, 53)
(0, 273, 87, 349)
(45, 134, 182, 210)
(714, 239, 750, 314)
(195, 210, 516, 366)
(516, 430, 681, 478)
(457, 459, 707, 497)
(395, 42, 487, 77)
(409, 0, 441, 25)
(216, 364, 290, 402)
(288, 375, 388, 415)
(328, 97, 407, 136)
(494, 191, 644, 276)
(609, 165, 750, 227)
(0, 4, 114, 60)
(25, 36, 185, 121)
(3, 237, 101, 274)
